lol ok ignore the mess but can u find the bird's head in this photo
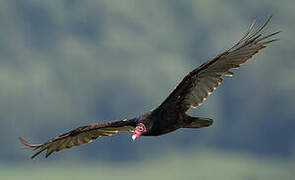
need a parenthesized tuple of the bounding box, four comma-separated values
(132, 123, 147, 141)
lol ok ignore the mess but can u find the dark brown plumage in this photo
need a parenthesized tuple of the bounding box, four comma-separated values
(19, 16, 280, 158)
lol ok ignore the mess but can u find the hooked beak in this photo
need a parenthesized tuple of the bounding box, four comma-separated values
(132, 134, 137, 141)
(132, 131, 142, 141)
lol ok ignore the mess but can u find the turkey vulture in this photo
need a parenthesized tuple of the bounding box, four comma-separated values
(19, 16, 280, 158)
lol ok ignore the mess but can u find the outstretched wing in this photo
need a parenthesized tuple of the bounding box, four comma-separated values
(159, 16, 280, 112)
(19, 119, 136, 158)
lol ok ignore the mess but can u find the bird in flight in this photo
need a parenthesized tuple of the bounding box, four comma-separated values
(19, 16, 280, 158)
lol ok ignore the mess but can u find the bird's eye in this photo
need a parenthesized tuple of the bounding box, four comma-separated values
(138, 127, 143, 131)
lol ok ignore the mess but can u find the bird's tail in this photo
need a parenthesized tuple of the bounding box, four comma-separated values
(182, 116, 213, 128)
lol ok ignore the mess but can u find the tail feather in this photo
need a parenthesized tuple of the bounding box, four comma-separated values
(182, 116, 213, 128)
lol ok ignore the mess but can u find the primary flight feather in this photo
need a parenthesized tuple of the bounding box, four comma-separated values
(19, 16, 280, 158)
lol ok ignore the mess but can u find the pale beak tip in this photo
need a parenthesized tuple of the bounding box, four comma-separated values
(132, 135, 137, 141)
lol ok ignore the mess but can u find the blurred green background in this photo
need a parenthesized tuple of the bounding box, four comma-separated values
(1, 0, 294, 179)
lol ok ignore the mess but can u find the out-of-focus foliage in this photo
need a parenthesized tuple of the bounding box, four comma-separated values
(0, 0, 294, 168)
(1, 150, 294, 180)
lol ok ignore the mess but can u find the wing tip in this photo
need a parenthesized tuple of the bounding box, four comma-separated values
(19, 136, 46, 159)
(19, 137, 42, 148)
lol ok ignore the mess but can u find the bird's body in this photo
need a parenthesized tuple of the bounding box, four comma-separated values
(19, 16, 280, 158)
(138, 107, 213, 136)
